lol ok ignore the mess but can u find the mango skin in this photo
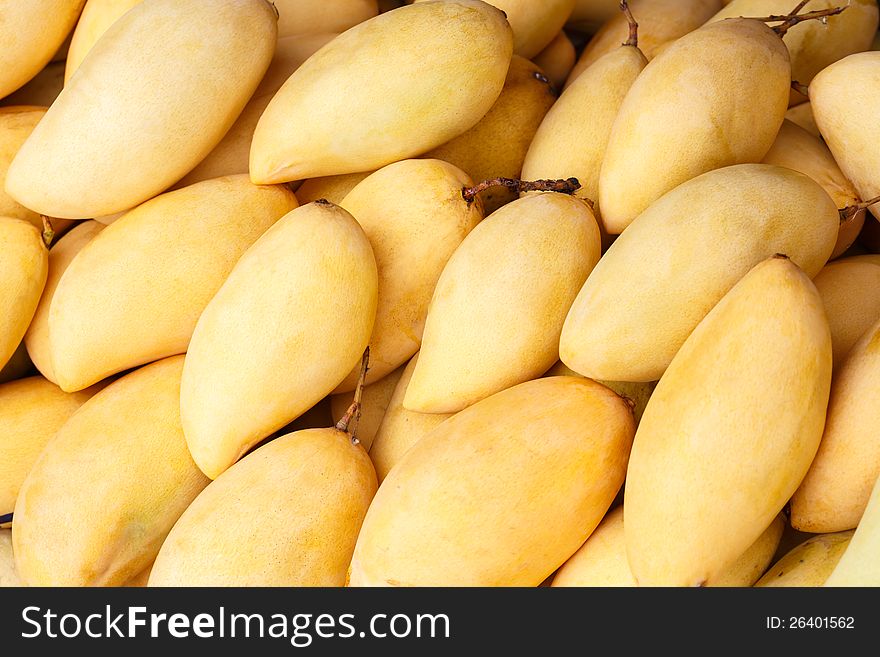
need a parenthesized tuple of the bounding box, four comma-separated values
(624, 257, 832, 586)
(708, 0, 879, 105)
(792, 317, 880, 533)
(149, 428, 377, 587)
(5, 0, 278, 219)
(756, 531, 853, 587)
(369, 353, 453, 483)
(25, 221, 104, 384)
(598, 19, 789, 233)
(0, 219, 48, 372)
(64, 0, 143, 83)
(566, 0, 721, 87)
(250, 0, 513, 183)
(533, 31, 576, 91)
(552, 507, 783, 587)
(335, 159, 481, 391)
(762, 120, 863, 259)
(522, 44, 646, 225)
(405, 193, 601, 414)
(824, 477, 880, 586)
(275, 0, 377, 37)
(0, 1, 85, 99)
(785, 101, 820, 137)
(561, 164, 838, 382)
(12, 356, 210, 587)
(0, 529, 21, 586)
(349, 376, 635, 586)
(812, 255, 880, 366)
(811, 52, 880, 221)
(330, 365, 405, 450)
(296, 172, 372, 205)
(181, 201, 378, 479)
(0, 376, 97, 516)
(48, 176, 297, 393)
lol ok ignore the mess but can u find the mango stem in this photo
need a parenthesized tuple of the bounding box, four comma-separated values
(336, 347, 370, 443)
(620, 1, 639, 48)
(40, 215, 54, 249)
(748, 4, 848, 37)
(461, 177, 581, 204)
(840, 194, 880, 223)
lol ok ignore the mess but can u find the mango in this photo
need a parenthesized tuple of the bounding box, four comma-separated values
(12, 356, 210, 586)
(330, 365, 405, 450)
(0, 219, 48, 372)
(785, 101, 820, 137)
(25, 220, 104, 384)
(296, 172, 372, 205)
(598, 19, 789, 233)
(756, 531, 853, 587)
(369, 354, 453, 483)
(552, 507, 784, 587)
(0, 108, 48, 226)
(48, 176, 297, 392)
(824, 476, 880, 586)
(0, 376, 97, 516)
(334, 159, 481, 392)
(624, 256, 832, 586)
(64, 0, 143, 83)
(149, 427, 377, 586)
(812, 255, 880, 366)
(405, 193, 600, 413)
(533, 31, 576, 90)
(0, 1, 85, 99)
(181, 201, 378, 479)
(349, 376, 635, 586)
(811, 52, 880, 220)
(708, 0, 879, 105)
(250, 0, 513, 183)
(275, 0, 377, 38)
(6, 0, 278, 219)
(561, 164, 838, 382)
(792, 317, 880, 532)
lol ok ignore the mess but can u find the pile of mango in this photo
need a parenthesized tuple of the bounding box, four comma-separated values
(2, 0, 880, 588)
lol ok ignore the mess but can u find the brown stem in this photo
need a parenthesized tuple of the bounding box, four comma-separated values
(840, 194, 880, 223)
(461, 177, 581, 204)
(335, 346, 370, 443)
(748, 5, 848, 37)
(40, 215, 54, 249)
(620, 1, 639, 48)
(791, 80, 810, 97)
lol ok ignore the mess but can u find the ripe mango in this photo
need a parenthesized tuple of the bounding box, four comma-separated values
(275, 0, 377, 38)
(64, 0, 143, 82)
(824, 476, 880, 586)
(756, 531, 853, 587)
(533, 31, 576, 90)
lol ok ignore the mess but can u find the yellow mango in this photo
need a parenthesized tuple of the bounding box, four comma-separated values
(25, 221, 104, 384)
(250, 1, 513, 183)
(404, 193, 600, 413)
(785, 101, 820, 137)
(598, 19, 789, 233)
(0, 219, 48, 372)
(64, 0, 143, 83)
(12, 356, 210, 586)
(543, 361, 656, 426)
(0, 63, 66, 109)
(763, 120, 862, 259)
(5, 0, 278, 219)
(811, 52, 880, 220)
(0, 529, 21, 587)
(792, 317, 880, 532)
(812, 255, 880, 366)
(824, 476, 880, 586)
(369, 354, 453, 483)
(150, 427, 377, 586)
(533, 31, 576, 90)
(422, 56, 556, 214)
(296, 172, 373, 205)
(349, 376, 635, 586)
(276, 0, 377, 37)
(330, 366, 405, 451)
(756, 531, 853, 587)
(0, 376, 97, 516)
(567, 0, 721, 86)
(334, 160, 481, 392)
(177, 34, 336, 187)
(47, 176, 297, 392)
(0, 107, 48, 226)
(561, 164, 838, 382)
(181, 201, 378, 479)
(0, 1, 85, 99)
(552, 507, 784, 587)
(624, 257, 832, 586)
(521, 39, 646, 220)
(708, 0, 879, 105)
